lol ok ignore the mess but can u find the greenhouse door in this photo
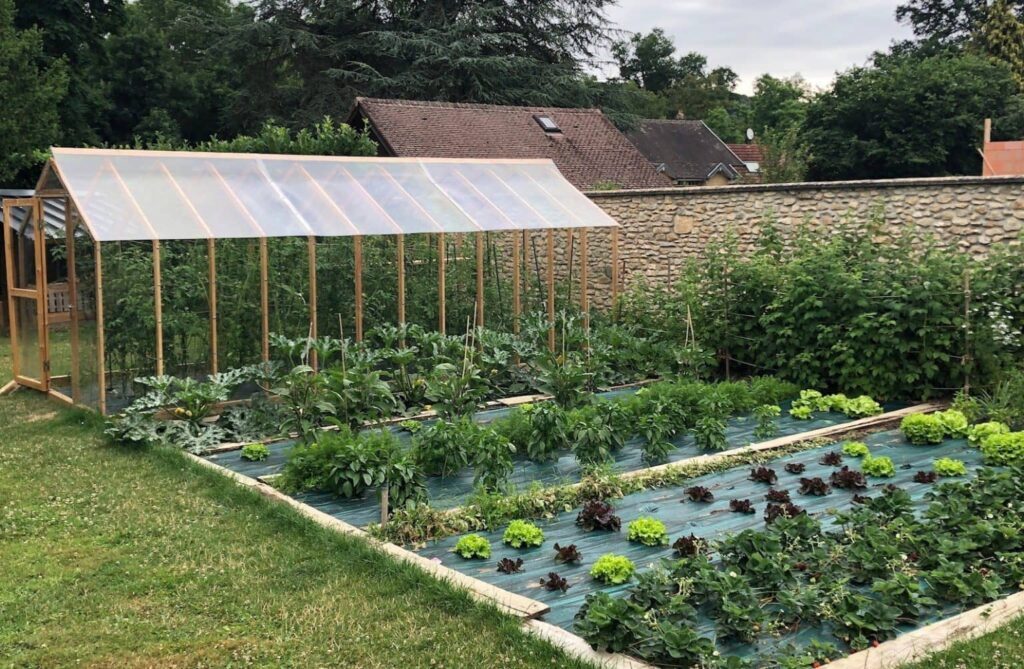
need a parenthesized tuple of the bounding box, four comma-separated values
(3, 198, 48, 391)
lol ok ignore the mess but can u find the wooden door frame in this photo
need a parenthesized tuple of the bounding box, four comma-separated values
(3, 197, 49, 391)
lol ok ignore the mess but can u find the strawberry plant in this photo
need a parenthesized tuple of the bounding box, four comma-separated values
(502, 519, 544, 548)
(454, 534, 491, 559)
(240, 442, 270, 461)
(590, 554, 635, 584)
(496, 557, 524, 574)
(540, 572, 571, 592)
(627, 517, 669, 546)
(576, 500, 621, 532)
(933, 457, 967, 477)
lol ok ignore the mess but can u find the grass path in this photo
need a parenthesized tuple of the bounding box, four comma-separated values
(1, 337, 1023, 668)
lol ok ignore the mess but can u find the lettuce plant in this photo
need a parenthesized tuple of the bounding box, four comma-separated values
(862, 454, 896, 478)
(540, 572, 571, 592)
(935, 410, 969, 438)
(590, 554, 635, 584)
(967, 421, 1010, 446)
(503, 519, 544, 548)
(934, 457, 967, 477)
(627, 517, 669, 546)
(576, 500, 622, 532)
(454, 534, 491, 559)
(842, 441, 870, 458)
(497, 557, 524, 574)
(789, 405, 813, 420)
(900, 413, 945, 445)
(980, 432, 1024, 465)
(241, 442, 270, 461)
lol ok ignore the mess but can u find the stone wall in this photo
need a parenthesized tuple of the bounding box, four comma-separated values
(576, 176, 1024, 307)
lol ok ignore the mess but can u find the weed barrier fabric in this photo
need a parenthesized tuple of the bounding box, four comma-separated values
(206, 395, 880, 528)
(416, 429, 985, 638)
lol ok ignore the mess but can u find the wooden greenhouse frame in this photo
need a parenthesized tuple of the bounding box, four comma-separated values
(2, 148, 620, 414)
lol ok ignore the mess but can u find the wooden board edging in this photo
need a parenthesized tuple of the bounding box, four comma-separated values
(525, 620, 655, 669)
(824, 590, 1024, 669)
(183, 452, 550, 621)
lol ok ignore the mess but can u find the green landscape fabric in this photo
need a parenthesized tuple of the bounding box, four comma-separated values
(415, 429, 986, 650)
(206, 395, 870, 528)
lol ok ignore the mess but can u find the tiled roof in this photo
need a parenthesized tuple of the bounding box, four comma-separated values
(625, 120, 744, 182)
(727, 143, 764, 164)
(350, 98, 669, 190)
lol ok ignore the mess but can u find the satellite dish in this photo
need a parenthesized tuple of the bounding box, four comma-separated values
(746, 128, 755, 142)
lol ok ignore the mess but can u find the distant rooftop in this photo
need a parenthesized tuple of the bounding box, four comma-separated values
(625, 119, 746, 183)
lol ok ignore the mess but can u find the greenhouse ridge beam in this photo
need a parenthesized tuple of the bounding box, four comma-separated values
(48, 148, 618, 242)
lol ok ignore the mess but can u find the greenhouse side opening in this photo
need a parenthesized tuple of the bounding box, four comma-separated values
(2, 148, 619, 414)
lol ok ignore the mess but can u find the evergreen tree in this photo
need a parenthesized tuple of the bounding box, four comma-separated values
(0, 0, 68, 184)
(973, 0, 1024, 88)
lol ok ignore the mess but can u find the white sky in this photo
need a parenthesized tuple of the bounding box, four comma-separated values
(600, 0, 917, 94)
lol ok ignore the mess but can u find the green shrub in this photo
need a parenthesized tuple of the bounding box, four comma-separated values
(980, 432, 1024, 465)
(471, 428, 516, 492)
(412, 418, 476, 477)
(503, 520, 545, 548)
(590, 554, 636, 584)
(279, 427, 356, 491)
(626, 517, 669, 546)
(935, 410, 969, 438)
(454, 534, 491, 559)
(753, 404, 781, 439)
(842, 441, 870, 458)
(900, 414, 945, 445)
(241, 442, 270, 461)
(967, 421, 1010, 447)
(934, 457, 967, 477)
(523, 403, 570, 462)
(570, 410, 624, 466)
(862, 455, 895, 478)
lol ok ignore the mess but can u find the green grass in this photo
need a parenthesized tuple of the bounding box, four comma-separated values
(2, 336, 1024, 669)
(0, 338, 588, 669)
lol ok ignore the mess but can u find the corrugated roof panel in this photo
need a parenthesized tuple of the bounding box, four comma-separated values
(50, 148, 618, 241)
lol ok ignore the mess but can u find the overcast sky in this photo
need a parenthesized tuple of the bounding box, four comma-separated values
(601, 0, 917, 94)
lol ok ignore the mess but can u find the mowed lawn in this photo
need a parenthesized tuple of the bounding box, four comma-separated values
(1, 336, 1023, 669)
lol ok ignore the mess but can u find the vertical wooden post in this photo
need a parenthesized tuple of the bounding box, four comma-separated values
(95, 242, 107, 415)
(259, 238, 269, 361)
(983, 118, 992, 146)
(66, 201, 81, 402)
(153, 240, 164, 376)
(380, 486, 390, 526)
(475, 231, 485, 329)
(308, 235, 318, 369)
(580, 228, 589, 332)
(611, 226, 620, 310)
(963, 269, 972, 396)
(397, 234, 406, 327)
(354, 235, 363, 342)
(512, 232, 521, 331)
(546, 229, 555, 352)
(438, 232, 446, 334)
(208, 239, 218, 374)
(35, 201, 48, 388)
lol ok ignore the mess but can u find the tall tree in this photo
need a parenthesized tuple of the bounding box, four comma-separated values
(803, 52, 1018, 180)
(749, 74, 808, 134)
(611, 28, 685, 93)
(13, 0, 125, 146)
(896, 0, 1024, 43)
(973, 0, 1024, 88)
(0, 0, 68, 184)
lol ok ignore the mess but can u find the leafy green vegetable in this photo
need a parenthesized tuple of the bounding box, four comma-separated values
(933, 457, 967, 477)
(842, 441, 870, 458)
(900, 413, 945, 445)
(980, 432, 1024, 465)
(627, 517, 669, 546)
(862, 454, 895, 478)
(590, 554, 636, 584)
(453, 534, 491, 559)
(967, 421, 1010, 447)
(240, 443, 270, 461)
(502, 520, 544, 548)
(935, 410, 969, 438)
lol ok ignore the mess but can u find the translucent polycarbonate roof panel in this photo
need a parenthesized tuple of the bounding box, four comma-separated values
(49, 148, 618, 242)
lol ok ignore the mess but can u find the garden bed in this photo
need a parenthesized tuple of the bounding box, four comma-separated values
(415, 428, 991, 663)
(204, 393, 877, 529)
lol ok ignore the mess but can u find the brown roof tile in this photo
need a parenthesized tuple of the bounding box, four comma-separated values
(351, 98, 669, 190)
(625, 120, 744, 182)
(727, 144, 764, 164)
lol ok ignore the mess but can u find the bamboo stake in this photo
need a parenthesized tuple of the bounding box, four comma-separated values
(512, 232, 521, 332)
(354, 236, 363, 342)
(580, 228, 589, 332)
(475, 231, 485, 329)
(67, 201, 80, 402)
(438, 232, 446, 334)
(95, 242, 107, 414)
(308, 236, 318, 370)
(546, 229, 555, 352)
(208, 239, 218, 374)
(153, 240, 164, 376)
(397, 234, 406, 327)
(260, 238, 269, 361)
(963, 269, 972, 396)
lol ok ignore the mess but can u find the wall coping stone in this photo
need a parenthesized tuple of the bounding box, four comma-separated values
(585, 175, 1024, 199)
